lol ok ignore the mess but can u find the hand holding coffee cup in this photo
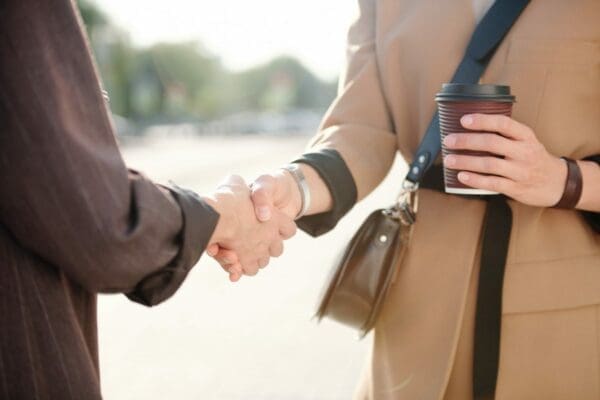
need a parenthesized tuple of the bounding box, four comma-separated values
(436, 83, 515, 195)
(437, 83, 570, 207)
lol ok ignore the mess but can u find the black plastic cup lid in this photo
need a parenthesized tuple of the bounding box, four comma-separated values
(435, 83, 515, 102)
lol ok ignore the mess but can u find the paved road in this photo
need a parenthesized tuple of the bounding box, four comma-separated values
(99, 133, 406, 400)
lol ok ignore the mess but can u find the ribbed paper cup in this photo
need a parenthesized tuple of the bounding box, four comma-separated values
(436, 83, 515, 195)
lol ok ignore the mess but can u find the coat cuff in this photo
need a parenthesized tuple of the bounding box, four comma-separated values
(126, 184, 219, 306)
(581, 155, 600, 233)
(293, 149, 357, 236)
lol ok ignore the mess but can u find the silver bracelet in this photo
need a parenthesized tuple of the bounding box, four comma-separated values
(281, 163, 311, 219)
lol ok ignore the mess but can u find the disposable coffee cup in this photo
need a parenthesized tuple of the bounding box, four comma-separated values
(436, 83, 515, 195)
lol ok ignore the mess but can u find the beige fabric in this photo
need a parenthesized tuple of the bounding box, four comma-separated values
(472, 0, 496, 24)
(307, 0, 600, 399)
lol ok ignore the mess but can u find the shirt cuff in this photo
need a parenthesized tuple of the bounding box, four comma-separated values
(126, 184, 220, 306)
(293, 149, 357, 237)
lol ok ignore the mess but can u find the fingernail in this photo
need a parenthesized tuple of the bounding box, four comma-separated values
(458, 172, 470, 182)
(461, 115, 473, 127)
(444, 135, 456, 147)
(257, 207, 271, 221)
(444, 155, 456, 167)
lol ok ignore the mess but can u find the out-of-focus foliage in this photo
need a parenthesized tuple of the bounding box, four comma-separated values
(77, 0, 336, 123)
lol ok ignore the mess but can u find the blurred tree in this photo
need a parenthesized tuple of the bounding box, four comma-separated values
(77, 0, 108, 30)
(141, 42, 223, 119)
(78, 0, 135, 118)
(234, 57, 336, 113)
(76, 1, 337, 125)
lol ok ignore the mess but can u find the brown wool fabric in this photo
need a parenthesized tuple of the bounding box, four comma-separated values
(0, 1, 219, 398)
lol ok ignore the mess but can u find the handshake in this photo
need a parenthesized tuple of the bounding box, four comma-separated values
(202, 167, 307, 282)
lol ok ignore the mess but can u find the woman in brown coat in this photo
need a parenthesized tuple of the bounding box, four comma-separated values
(215, 0, 600, 398)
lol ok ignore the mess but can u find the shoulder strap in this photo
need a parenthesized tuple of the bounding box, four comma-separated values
(405, 0, 531, 184)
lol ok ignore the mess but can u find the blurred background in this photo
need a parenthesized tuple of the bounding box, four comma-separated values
(79, 1, 406, 399)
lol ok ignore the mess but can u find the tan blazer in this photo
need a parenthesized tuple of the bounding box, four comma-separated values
(306, 0, 600, 399)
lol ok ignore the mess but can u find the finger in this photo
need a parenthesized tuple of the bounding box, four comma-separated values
(242, 261, 260, 276)
(228, 263, 243, 282)
(229, 272, 242, 282)
(258, 257, 270, 269)
(251, 175, 276, 222)
(206, 243, 219, 257)
(278, 217, 297, 240)
(457, 171, 516, 196)
(461, 114, 531, 141)
(444, 154, 523, 181)
(269, 240, 284, 258)
(214, 249, 239, 266)
(443, 133, 520, 159)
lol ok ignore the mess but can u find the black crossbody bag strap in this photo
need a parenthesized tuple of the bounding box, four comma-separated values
(405, 0, 530, 184)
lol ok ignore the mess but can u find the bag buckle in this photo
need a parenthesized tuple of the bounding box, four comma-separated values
(384, 181, 418, 225)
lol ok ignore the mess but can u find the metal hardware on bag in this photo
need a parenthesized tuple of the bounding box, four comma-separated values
(383, 180, 418, 226)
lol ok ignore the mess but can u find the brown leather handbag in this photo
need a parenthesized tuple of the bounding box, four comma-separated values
(314, 0, 529, 337)
(315, 188, 418, 337)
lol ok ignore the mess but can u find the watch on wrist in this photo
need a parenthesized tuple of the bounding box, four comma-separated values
(281, 163, 311, 219)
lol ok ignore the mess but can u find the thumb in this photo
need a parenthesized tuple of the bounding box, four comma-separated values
(250, 175, 277, 222)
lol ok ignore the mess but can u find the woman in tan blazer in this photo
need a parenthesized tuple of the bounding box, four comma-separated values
(214, 0, 600, 398)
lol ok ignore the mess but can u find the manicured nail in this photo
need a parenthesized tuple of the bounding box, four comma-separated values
(444, 155, 456, 167)
(461, 115, 473, 127)
(458, 172, 470, 182)
(257, 206, 271, 221)
(444, 135, 456, 147)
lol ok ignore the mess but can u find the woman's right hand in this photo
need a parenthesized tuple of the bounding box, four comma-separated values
(250, 169, 303, 222)
(204, 175, 297, 281)
(208, 164, 334, 280)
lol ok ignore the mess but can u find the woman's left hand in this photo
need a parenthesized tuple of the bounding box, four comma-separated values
(443, 113, 567, 208)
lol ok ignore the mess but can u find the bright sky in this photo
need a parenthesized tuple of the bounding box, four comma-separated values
(90, 0, 358, 81)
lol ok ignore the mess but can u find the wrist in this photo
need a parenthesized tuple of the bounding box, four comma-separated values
(203, 192, 237, 244)
(278, 168, 304, 219)
(548, 157, 569, 206)
(280, 163, 311, 219)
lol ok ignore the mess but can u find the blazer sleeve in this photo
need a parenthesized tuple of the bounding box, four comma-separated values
(0, 1, 219, 306)
(581, 155, 600, 233)
(295, 0, 398, 236)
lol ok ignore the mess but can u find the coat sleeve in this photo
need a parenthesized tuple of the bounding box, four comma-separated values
(0, 1, 219, 306)
(581, 155, 600, 233)
(295, 0, 398, 236)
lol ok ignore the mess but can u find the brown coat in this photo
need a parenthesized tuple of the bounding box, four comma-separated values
(305, 0, 600, 398)
(0, 1, 219, 399)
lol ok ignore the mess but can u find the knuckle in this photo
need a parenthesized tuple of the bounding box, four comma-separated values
(482, 157, 498, 172)
(498, 116, 512, 132)
(484, 134, 498, 149)
(486, 178, 499, 192)
(454, 134, 466, 147)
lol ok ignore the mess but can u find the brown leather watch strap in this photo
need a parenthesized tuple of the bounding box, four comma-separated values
(553, 157, 583, 209)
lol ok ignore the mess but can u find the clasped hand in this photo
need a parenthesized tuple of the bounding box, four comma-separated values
(203, 173, 300, 282)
